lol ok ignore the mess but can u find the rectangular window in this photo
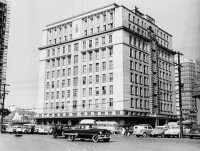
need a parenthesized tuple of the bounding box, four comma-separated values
(83, 41, 86, 49)
(52, 81, 54, 88)
(74, 55, 78, 64)
(102, 99, 106, 108)
(96, 63, 99, 72)
(83, 77, 86, 85)
(102, 62, 106, 71)
(89, 40, 92, 48)
(95, 38, 99, 46)
(109, 98, 113, 107)
(62, 91, 65, 99)
(109, 60, 113, 69)
(68, 45, 71, 53)
(109, 35, 112, 43)
(89, 52, 93, 61)
(56, 102, 59, 109)
(62, 80, 65, 88)
(102, 49, 106, 59)
(109, 47, 113, 57)
(73, 100, 77, 109)
(83, 65, 86, 73)
(89, 87, 92, 96)
(67, 79, 71, 87)
(109, 85, 113, 94)
(89, 64, 92, 73)
(74, 43, 79, 52)
(102, 74, 106, 83)
(73, 77, 78, 86)
(61, 102, 64, 109)
(82, 100, 85, 108)
(95, 87, 99, 96)
(56, 80, 59, 88)
(67, 90, 70, 98)
(68, 56, 71, 65)
(95, 50, 99, 60)
(102, 37, 105, 45)
(46, 82, 49, 89)
(46, 92, 49, 100)
(51, 92, 54, 99)
(109, 73, 113, 82)
(89, 76, 92, 84)
(57, 70, 60, 77)
(89, 99, 92, 108)
(73, 89, 78, 98)
(67, 68, 71, 76)
(62, 69, 65, 77)
(82, 53, 86, 62)
(83, 88, 86, 97)
(96, 75, 99, 83)
(102, 86, 106, 95)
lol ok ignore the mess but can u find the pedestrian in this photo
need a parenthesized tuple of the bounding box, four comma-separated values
(125, 127, 129, 136)
(122, 127, 125, 136)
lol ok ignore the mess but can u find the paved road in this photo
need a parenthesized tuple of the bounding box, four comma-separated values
(0, 134, 200, 151)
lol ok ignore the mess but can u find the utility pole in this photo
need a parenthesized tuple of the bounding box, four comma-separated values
(0, 83, 10, 133)
(176, 51, 184, 138)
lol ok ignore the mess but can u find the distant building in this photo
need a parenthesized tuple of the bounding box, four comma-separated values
(36, 3, 176, 126)
(175, 58, 200, 122)
(0, 0, 10, 102)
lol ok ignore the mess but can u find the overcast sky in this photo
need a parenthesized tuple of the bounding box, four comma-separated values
(5, 0, 200, 109)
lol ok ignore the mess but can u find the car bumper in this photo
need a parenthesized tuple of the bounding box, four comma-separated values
(98, 134, 110, 140)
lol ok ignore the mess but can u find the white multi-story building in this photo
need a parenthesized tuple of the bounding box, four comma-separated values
(36, 3, 176, 126)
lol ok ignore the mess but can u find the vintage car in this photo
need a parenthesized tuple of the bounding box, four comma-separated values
(164, 127, 190, 138)
(5, 125, 16, 134)
(34, 125, 53, 134)
(52, 124, 71, 138)
(62, 119, 111, 142)
(188, 124, 200, 139)
(150, 126, 169, 137)
(134, 124, 153, 137)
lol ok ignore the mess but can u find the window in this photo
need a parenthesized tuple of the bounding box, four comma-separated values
(47, 72, 50, 79)
(109, 60, 113, 69)
(89, 52, 93, 61)
(51, 92, 54, 99)
(96, 63, 99, 72)
(61, 102, 64, 109)
(89, 99, 92, 108)
(89, 40, 92, 48)
(109, 73, 113, 82)
(56, 80, 59, 88)
(95, 50, 99, 60)
(67, 79, 71, 87)
(74, 55, 78, 64)
(73, 100, 77, 109)
(52, 60, 55, 68)
(102, 62, 106, 70)
(57, 70, 60, 77)
(62, 80, 65, 88)
(87, 87, 92, 96)
(67, 90, 70, 98)
(67, 68, 71, 76)
(82, 100, 85, 108)
(73, 89, 78, 98)
(83, 77, 86, 85)
(68, 56, 71, 65)
(62, 69, 65, 77)
(62, 58, 66, 66)
(46, 61, 50, 68)
(52, 81, 54, 88)
(46, 82, 49, 89)
(102, 86, 106, 95)
(95, 87, 99, 96)
(83, 65, 86, 73)
(109, 47, 113, 57)
(102, 99, 106, 108)
(95, 99, 99, 108)
(52, 49, 55, 56)
(73, 77, 78, 86)
(89, 76, 92, 84)
(68, 45, 71, 53)
(109, 85, 113, 94)
(83, 88, 86, 97)
(102, 74, 106, 83)
(95, 38, 99, 46)
(73, 66, 78, 75)
(61, 91, 65, 99)
(46, 92, 49, 100)
(135, 86, 139, 96)
(82, 53, 86, 62)
(95, 75, 99, 83)
(102, 37, 105, 44)
(89, 64, 92, 73)
(56, 102, 59, 109)
(109, 98, 113, 107)
(74, 43, 79, 52)
(47, 50, 50, 57)
(83, 41, 86, 49)
(109, 35, 112, 43)
(102, 49, 106, 59)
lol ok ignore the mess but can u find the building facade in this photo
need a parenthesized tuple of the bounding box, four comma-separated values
(36, 3, 176, 126)
(175, 58, 200, 122)
(0, 0, 10, 102)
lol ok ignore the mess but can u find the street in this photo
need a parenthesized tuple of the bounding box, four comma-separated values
(0, 134, 200, 151)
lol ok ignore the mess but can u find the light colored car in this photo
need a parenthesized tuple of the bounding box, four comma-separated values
(34, 125, 53, 134)
(164, 127, 190, 138)
(150, 126, 169, 137)
(134, 124, 153, 137)
(5, 126, 16, 134)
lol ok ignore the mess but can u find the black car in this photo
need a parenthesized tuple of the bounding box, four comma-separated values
(52, 124, 71, 138)
(62, 123, 111, 142)
(188, 124, 200, 139)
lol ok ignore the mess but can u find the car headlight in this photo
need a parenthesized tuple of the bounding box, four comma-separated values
(99, 131, 102, 135)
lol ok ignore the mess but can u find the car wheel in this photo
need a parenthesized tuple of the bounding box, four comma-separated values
(161, 134, 165, 138)
(176, 135, 179, 138)
(24, 130, 28, 134)
(142, 132, 147, 137)
(136, 135, 140, 137)
(103, 138, 110, 142)
(92, 135, 99, 142)
(189, 136, 193, 139)
(68, 135, 74, 141)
